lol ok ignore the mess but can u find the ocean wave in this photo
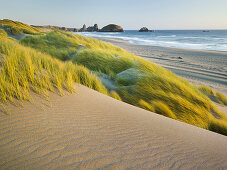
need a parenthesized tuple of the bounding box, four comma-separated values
(76, 32, 227, 51)
(157, 35, 177, 38)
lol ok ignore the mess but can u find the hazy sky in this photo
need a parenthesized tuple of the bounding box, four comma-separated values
(0, 0, 227, 30)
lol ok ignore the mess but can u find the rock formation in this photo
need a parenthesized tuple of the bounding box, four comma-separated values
(61, 27, 67, 31)
(100, 24, 124, 32)
(86, 24, 99, 32)
(139, 27, 154, 32)
(79, 24, 86, 32)
(139, 27, 149, 32)
(67, 28, 78, 32)
(94, 24, 98, 31)
(82, 24, 86, 31)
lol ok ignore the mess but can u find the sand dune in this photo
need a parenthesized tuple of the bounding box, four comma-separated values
(0, 85, 227, 169)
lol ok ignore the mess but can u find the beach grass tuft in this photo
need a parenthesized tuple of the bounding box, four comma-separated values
(152, 101, 177, 119)
(198, 85, 214, 96)
(0, 29, 8, 38)
(139, 99, 154, 112)
(215, 91, 227, 106)
(198, 85, 227, 106)
(208, 118, 227, 136)
(110, 91, 122, 101)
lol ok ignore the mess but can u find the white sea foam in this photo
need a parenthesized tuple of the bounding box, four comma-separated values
(76, 31, 227, 51)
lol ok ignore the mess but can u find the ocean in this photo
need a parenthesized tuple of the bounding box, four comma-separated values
(77, 30, 227, 52)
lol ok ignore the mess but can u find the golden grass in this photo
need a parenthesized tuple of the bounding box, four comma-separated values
(208, 118, 227, 136)
(198, 85, 227, 106)
(20, 31, 79, 60)
(215, 91, 227, 106)
(152, 101, 177, 119)
(110, 91, 122, 101)
(0, 29, 8, 37)
(198, 85, 214, 96)
(139, 99, 154, 112)
(0, 38, 108, 104)
(0, 19, 41, 35)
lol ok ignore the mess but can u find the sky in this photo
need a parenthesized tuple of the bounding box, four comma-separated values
(0, 0, 227, 30)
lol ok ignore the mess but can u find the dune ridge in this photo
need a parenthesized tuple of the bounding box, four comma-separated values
(0, 85, 227, 169)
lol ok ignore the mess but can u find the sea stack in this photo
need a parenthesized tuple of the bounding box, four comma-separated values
(100, 24, 124, 32)
(79, 24, 86, 32)
(139, 27, 154, 32)
(86, 24, 99, 32)
(83, 24, 86, 31)
(94, 24, 98, 31)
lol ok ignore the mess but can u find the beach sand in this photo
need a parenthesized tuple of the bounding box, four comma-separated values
(97, 38, 227, 94)
(0, 85, 227, 169)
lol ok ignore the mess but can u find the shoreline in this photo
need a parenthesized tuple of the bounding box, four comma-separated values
(95, 37, 227, 95)
(96, 37, 227, 54)
(95, 37, 227, 58)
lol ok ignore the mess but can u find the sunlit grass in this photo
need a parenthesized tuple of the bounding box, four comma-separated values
(20, 31, 79, 60)
(215, 91, 227, 106)
(0, 29, 8, 37)
(208, 118, 227, 136)
(110, 90, 122, 101)
(152, 101, 177, 119)
(198, 85, 214, 96)
(0, 19, 42, 35)
(139, 99, 154, 112)
(0, 38, 108, 104)
(198, 85, 227, 106)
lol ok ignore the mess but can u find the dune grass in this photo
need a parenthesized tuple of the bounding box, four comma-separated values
(139, 99, 154, 112)
(208, 118, 227, 136)
(1, 21, 226, 135)
(0, 19, 42, 35)
(20, 30, 129, 61)
(198, 85, 227, 106)
(0, 29, 8, 38)
(152, 101, 177, 119)
(215, 92, 227, 106)
(198, 85, 214, 96)
(0, 37, 108, 104)
(110, 90, 122, 101)
(20, 31, 80, 60)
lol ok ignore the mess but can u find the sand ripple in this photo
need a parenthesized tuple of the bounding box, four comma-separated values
(0, 85, 227, 169)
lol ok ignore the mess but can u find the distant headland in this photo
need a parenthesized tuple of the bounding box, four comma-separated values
(33, 24, 124, 32)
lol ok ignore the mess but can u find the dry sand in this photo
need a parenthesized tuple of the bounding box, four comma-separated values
(0, 85, 227, 169)
(97, 38, 227, 95)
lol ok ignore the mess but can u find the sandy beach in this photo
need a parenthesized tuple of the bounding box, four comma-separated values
(0, 84, 227, 169)
(97, 38, 227, 95)
(1, 0, 227, 168)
